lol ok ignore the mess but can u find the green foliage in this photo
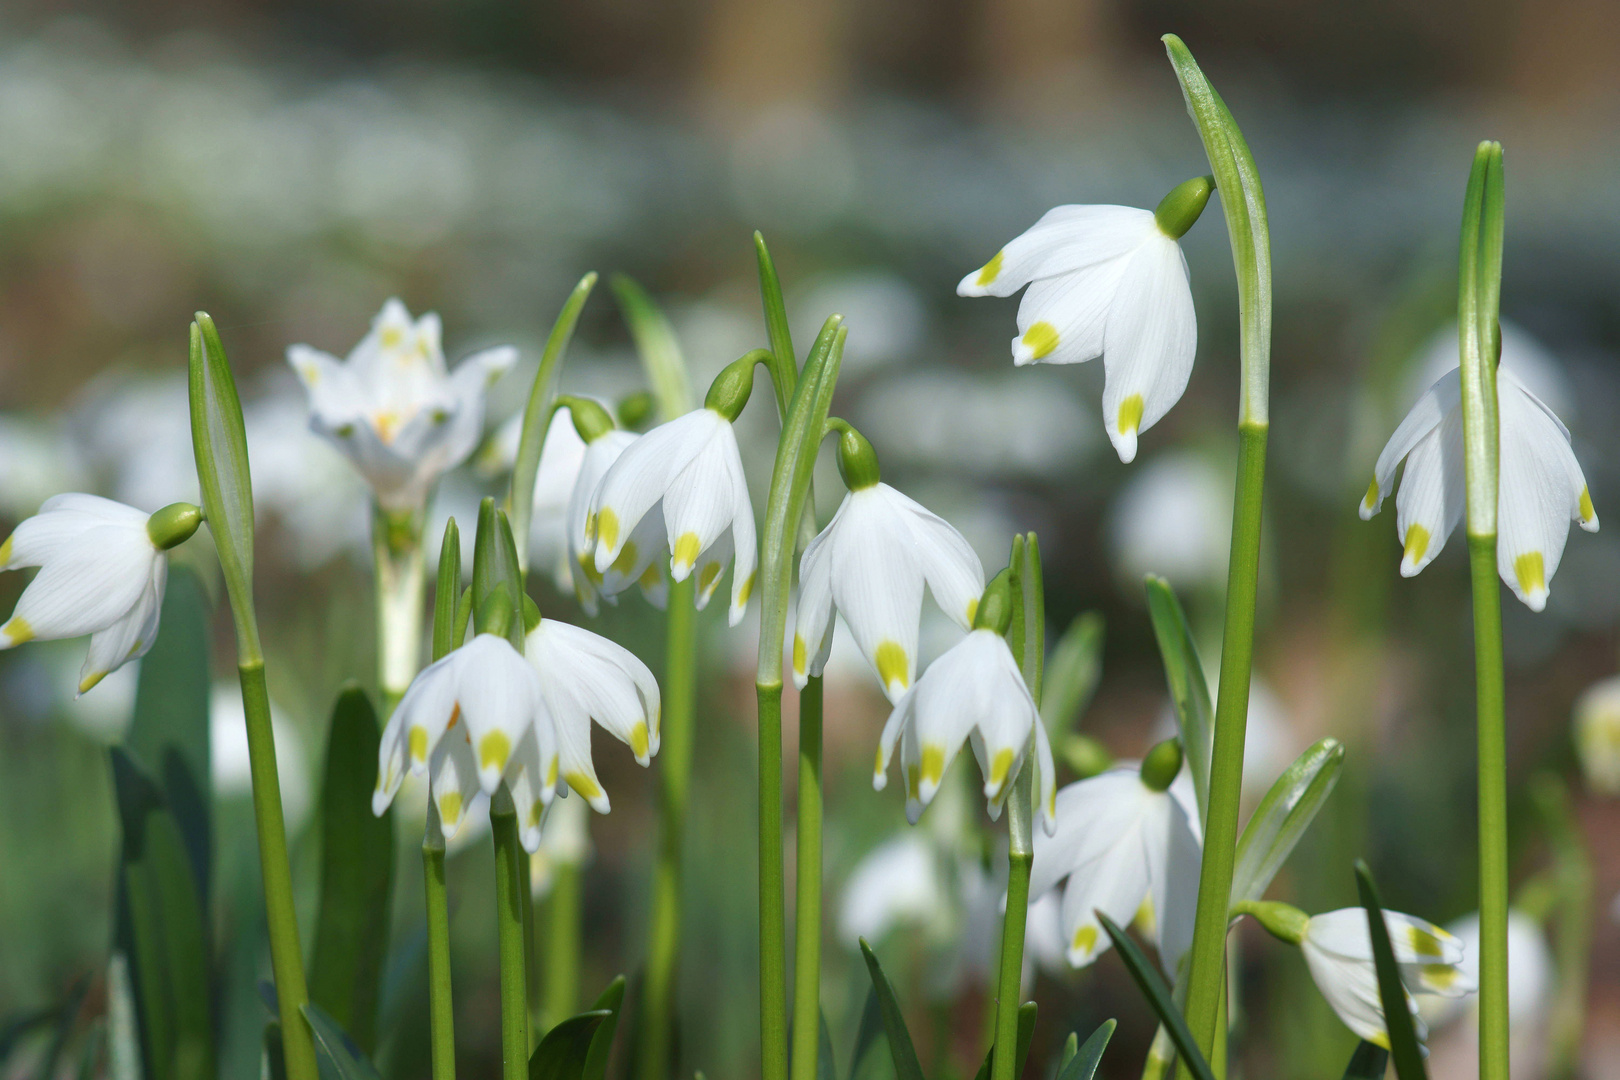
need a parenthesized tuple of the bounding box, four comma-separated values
(1231, 738, 1344, 905)
(1057, 1021, 1115, 1080)
(472, 497, 527, 650)
(612, 274, 693, 421)
(970, 1002, 1035, 1080)
(582, 976, 626, 1080)
(302, 1002, 384, 1080)
(1144, 575, 1212, 819)
(855, 941, 923, 1080)
(1353, 862, 1427, 1080)
(1040, 611, 1104, 742)
(1096, 914, 1213, 1080)
(529, 1010, 612, 1080)
(818, 1011, 837, 1080)
(1341, 1041, 1389, 1080)
(432, 518, 462, 661)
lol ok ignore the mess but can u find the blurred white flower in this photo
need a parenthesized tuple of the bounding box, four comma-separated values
(1411, 321, 1573, 420)
(529, 789, 591, 899)
(0, 415, 88, 521)
(1574, 674, 1620, 795)
(1108, 450, 1232, 593)
(70, 372, 196, 512)
(839, 834, 949, 946)
(567, 422, 668, 617)
(478, 406, 590, 594)
(1419, 909, 1553, 1034)
(211, 681, 311, 832)
(793, 273, 924, 376)
(243, 392, 369, 569)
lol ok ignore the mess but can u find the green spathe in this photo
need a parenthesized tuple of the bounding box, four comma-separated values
(560, 395, 615, 444)
(1154, 175, 1216, 239)
(146, 503, 204, 551)
(973, 570, 1015, 636)
(1140, 738, 1185, 793)
(1233, 899, 1308, 946)
(834, 424, 881, 491)
(704, 352, 762, 421)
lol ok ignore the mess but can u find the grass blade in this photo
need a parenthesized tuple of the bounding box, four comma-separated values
(582, 977, 626, 1080)
(529, 1010, 612, 1080)
(856, 941, 924, 1080)
(1056, 1020, 1116, 1080)
(1096, 915, 1213, 1080)
(1144, 576, 1212, 819)
(1231, 738, 1343, 904)
(1354, 862, 1428, 1080)
(1341, 1041, 1389, 1080)
(302, 1003, 383, 1080)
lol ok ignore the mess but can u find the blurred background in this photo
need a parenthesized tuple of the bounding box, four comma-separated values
(2, 1, 1620, 1076)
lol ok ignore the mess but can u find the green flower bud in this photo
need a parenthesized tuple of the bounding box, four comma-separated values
(834, 423, 881, 491)
(1232, 899, 1309, 946)
(616, 390, 656, 431)
(973, 570, 1015, 636)
(704, 353, 758, 422)
(146, 502, 204, 551)
(1153, 175, 1216, 239)
(1061, 733, 1114, 779)
(477, 583, 513, 640)
(559, 395, 615, 443)
(1139, 737, 1184, 792)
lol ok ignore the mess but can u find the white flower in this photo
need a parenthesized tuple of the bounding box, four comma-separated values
(1300, 907, 1474, 1049)
(1419, 909, 1553, 1033)
(838, 834, 950, 946)
(874, 628, 1056, 833)
(958, 205, 1196, 463)
(587, 407, 755, 626)
(568, 427, 668, 616)
(529, 791, 591, 899)
(1574, 674, 1620, 795)
(1108, 450, 1232, 593)
(1027, 766, 1201, 974)
(0, 494, 172, 693)
(478, 405, 591, 593)
(1360, 366, 1597, 611)
(288, 299, 517, 511)
(794, 482, 984, 701)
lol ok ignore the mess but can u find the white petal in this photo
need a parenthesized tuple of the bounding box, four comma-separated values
(505, 726, 552, 852)
(1030, 771, 1154, 899)
(391, 651, 464, 776)
(528, 619, 660, 763)
(429, 733, 482, 842)
(592, 412, 713, 572)
(79, 556, 166, 693)
(1057, 823, 1153, 968)
(1363, 371, 1459, 519)
(793, 504, 841, 688)
(831, 489, 925, 701)
(691, 529, 734, 613)
(1393, 410, 1464, 577)
(874, 687, 915, 791)
(1032, 712, 1057, 836)
(663, 421, 746, 581)
(453, 635, 544, 793)
(1010, 257, 1132, 367)
(1148, 795, 1202, 979)
(286, 345, 366, 428)
(441, 346, 518, 470)
(1302, 937, 1404, 1046)
(1099, 235, 1197, 464)
(958, 205, 1155, 298)
(888, 486, 985, 630)
(2, 495, 147, 570)
(726, 453, 758, 627)
(5, 525, 156, 644)
(1496, 372, 1588, 611)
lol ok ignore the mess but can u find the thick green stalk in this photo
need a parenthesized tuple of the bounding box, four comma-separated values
(493, 789, 530, 1080)
(641, 575, 698, 1080)
(423, 816, 455, 1080)
(373, 505, 426, 712)
(789, 677, 825, 1080)
(757, 683, 789, 1080)
(1179, 423, 1267, 1061)
(239, 661, 319, 1080)
(523, 851, 538, 1051)
(542, 863, 583, 1032)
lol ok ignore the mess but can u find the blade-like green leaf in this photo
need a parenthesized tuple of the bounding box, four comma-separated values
(1231, 738, 1344, 905)
(612, 275, 692, 422)
(1341, 1040, 1389, 1080)
(528, 1010, 611, 1080)
(582, 977, 626, 1080)
(1354, 862, 1428, 1080)
(309, 688, 395, 1056)
(856, 940, 924, 1080)
(1096, 915, 1214, 1080)
(972, 1001, 1036, 1080)
(263, 1022, 288, 1080)
(1056, 1020, 1115, 1080)
(509, 273, 597, 566)
(753, 232, 798, 415)
(302, 1003, 383, 1080)
(432, 519, 462, 662)
(817, 1010, 837, 1080)
(1144, 576, 1212, 820)
(1040, 612, 1104, 741)
(849, 987, 884, 1080)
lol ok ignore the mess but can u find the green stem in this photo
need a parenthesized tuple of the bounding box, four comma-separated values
(1468, 536, 1509, 1080)
(1179, 422, 1267, 1063)
(523, 850, 538, 1051)
(758, 683, 789, 1080)
(493, 788, 530, 1080)
(373, 503, 426, 711)
(991, 776, 1032, 1080)
(238, 661, 318, 1080)
(543, 862, 583, 1033)
(789, 677, 824, 1080)
(423, 815, 455, 1080)
(641, 575, 698, 1080)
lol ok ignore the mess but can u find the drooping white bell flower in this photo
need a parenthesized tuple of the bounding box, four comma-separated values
(957, 178, 1212, 463)
(1026, 745, 1201, 975)
(1419, 909, 1553, 1034)
(478, 405, 589, 592)
(564, 402, 669, 616)
(1300, 907, 1474, 1048)
(0, 495, 202, 694)
(794, 426, 984, 701)
(287, 298, 518, 512)
(529, 792, 591, 900)
(524, 617, 660, 816)
(1574, 674, 1620, 796)
(1360, 366, 1597, 611)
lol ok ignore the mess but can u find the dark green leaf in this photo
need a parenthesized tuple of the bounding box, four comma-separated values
(1040, 612, 1104, 741)
(818, 1009, 837, 1080)
(1144, 576, 1212, 819)
(1056, 1021, 1115, 1080)
(263, 1022, 288, 1080)
(529, 1010, 612, 1080)
(856, 941, 924, 1080)
(582, 976, 626, 1080)
(1341, 1040, 1389, 1080)
(432, 519, 462, 662)
(1097, 915, 1214, 1080)
(849, 987, 884, 1080)
(309, 688, 395, 1056)
(1057, 1032, 1078, 1075)
(1231, 739, 1343, 905)
(302, 1003, 383, 1080)
(612, 275, 692, 421)
(971, 1001, 1036, 1080)
(1354, 862, 1428, 1080)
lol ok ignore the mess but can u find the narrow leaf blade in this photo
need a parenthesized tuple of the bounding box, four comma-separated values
(1341, 1041, 1390, 1080)
(529, 1010, 611, 1080)
(188, 312, 259, 652)
(856, 940, 925, 1080)
(1144, 576, 1212, 818)
(302, 1003, 384, 1080)
(754, 232, 798, 414)
(1354, 862, 1428, 1080)
(1040, 612, 1104, 740)
(1231, 738, 1344, 904)
(1056, 1020, 1116, 1080)
(432, 518, 462, 662)
(612, 275, 692, 421)
(582, 977, 626, 1080)
(1096, 915, 1214, 1080)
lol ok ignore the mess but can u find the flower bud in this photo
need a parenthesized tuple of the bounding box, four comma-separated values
(616, 390, 656, 431)
(1139, 736, 1184, 792)
(1233, 899, 1309, 946)
(146, 502, 204, 551)
(1153, 175, 1215, 240)
(973, 570, 1015, 636)
(704, 354, 758, 422)
(835, 424, 881, 491)
(559, 395, 615, 444)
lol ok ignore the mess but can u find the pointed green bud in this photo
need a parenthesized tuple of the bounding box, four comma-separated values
(1153, 175, 1215, 239)
(1140, 737, 1184, 792)
(616, 390, 656, 431)
(833, 422, 881, 490)
(1231, 899, 1309, 946)
(1061, 733, 1114, 779)
(973, 570, 1015, 636)
(477, 584, 513, 640)
(146, 502, 204, 551)
(559, 395, 615, 443)
(704, 352, 761, 422)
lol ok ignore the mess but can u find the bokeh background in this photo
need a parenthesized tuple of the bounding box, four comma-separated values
(2, 1, 1620, 1076)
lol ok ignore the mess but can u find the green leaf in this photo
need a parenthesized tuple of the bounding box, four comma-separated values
(1354, 862, 1428, 1080)
(849, 987, 884, 1080)
(856, 940, 924, 1080)
(187, 312, 260, 657)
(582, 976, 626, 1080)
(971, 1001, 1036, 1080)
(528, 1010, 612, 1080)
(817, 1009, 837, 1080)
(432, 518, 462, 662)
(1341, 1041, 1390, 1080)
(471, 498, 526, 650)
(0, 1005, 55, 1065)
(1056, 1021, 1115, 1080)
(308, 688, 395, 1056)
(301, 1003, 383, 1080)
(263, 1021, 288, 1080)
(509, 272, 597, 566)
(1096, 915, 1214, 1080)
(612, 275, 692, 422)
(1231, 738, 1343, 905)
(753, 232, 798, 415)
(1040, 612, 1104, 741)
(39, 976, 90, 1080)
(1144, 576, 1212, 820)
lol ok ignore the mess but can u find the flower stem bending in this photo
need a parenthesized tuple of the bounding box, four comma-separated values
(789, 675, 825, 1080)
(492, 786, 531, 1080)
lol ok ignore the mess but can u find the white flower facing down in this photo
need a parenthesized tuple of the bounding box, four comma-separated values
(1419, 909, 1553, 1033)
(568, 427, 668, 616)
(0, 494, 176, 693)
(959, 204, 1197, 463)
(1574, 674, 1620, 796)
(794, 482, 984, 702)
(1027, 765, 1201, 975)
(479, 406, 589, 592)
(875, 628, 1056, 834)
(1361, 366, 1597, 611)
(587, 407, 755, 625)
(288, 298, 518, 512)
(1301, 907, 1474, 1049)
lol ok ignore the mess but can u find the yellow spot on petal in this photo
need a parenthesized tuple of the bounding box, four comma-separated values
(698, 561, 721, 594)
(638, 563, 662, 588)
(1133, 896, 1157, 938)
(1421, 963, 1458, 990)
(1363, 479, 1379, 511)
(528, 801, 544, 830)
(630, 721, 649, 760)
(792, 634, 807, 676)
(478, 731, 511, 775)
(446, 705, 461, 731)
(988, 748, 1015, 791)
(547, 757, 559, 787)
(975, 250, 1005, 288)
(1072, 924, 1098, 956)
(1514, 551, 1546, 598)
(736, 571, 755, 606)
(873, 747, 885, 777)
(380, 325, 404, 349)
(1, 616, 34, 645)
(1117, 394, 1145, 436)
(409, 727, 428, 763)
(1368, 1032, 1390, 1051)
(906, 768, 920, 801)
(875, 640, 909, 694)
(1403, 524, 1431, 566)
(920, 744, 946, 787)
(965, 598, 978, 626)
(578, 552, 604, 586)
(596, 508, 620, 552)
(584, 512, 597, 544)
(79, 670, 107, 694)
(0, 535, 12, 566)
(439, 791, 462, 826)
(1408, 925, 1444, 958)
(374, 411, 401, 444)
(300, 362, 320, 387)
(1021, 321, 1059, 360)
(1581, 486, 1597, 525)
(674, 532, 702, 569)
(566, 771, 603, 802)
(611, 541, 639, 575)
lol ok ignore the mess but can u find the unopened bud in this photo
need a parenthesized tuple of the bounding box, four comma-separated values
(477, 584, 514, 640)
(704, 354, 758, 422)
(834, 423, 881, 491)
(146, 502, 204, 551)
(973, 570, 1015, 636)
(560, 396, 615, 444)
(1139, 737, 1184, 792)
(1232, 900, 1309, 946)
(616, 390, 656, 431)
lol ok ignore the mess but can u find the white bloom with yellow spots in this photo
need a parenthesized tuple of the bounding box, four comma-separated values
(1574, 674, 1620, 796)
(0, 494, 196, 694)
(567, 428, 668, 616)
(1301, 907, 1474, 1049)
(874, 627, 1056, 834)
(587, 407, 755, 625)
(1361, 366, 1597, 611)
(1027, 759, 1201, 975)
(288, 298, 517, 511)
(958, 200, 1199, 464)
(794, 482, 984, 702)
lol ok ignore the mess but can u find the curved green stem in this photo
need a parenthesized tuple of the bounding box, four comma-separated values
(493, 789, 530, 1080)
(789, 676, 825, 1080)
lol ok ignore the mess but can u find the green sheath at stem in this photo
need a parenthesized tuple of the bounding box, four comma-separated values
(641, 575, 698, 1080)
(423, 820, 455, 1080)
(789, 677, 825, 1080)
(239, 661, 319, 1080)
(493, 791, 530, 1080)
(757, 683, 789, 1080)
(543, 862, 583, 1032)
